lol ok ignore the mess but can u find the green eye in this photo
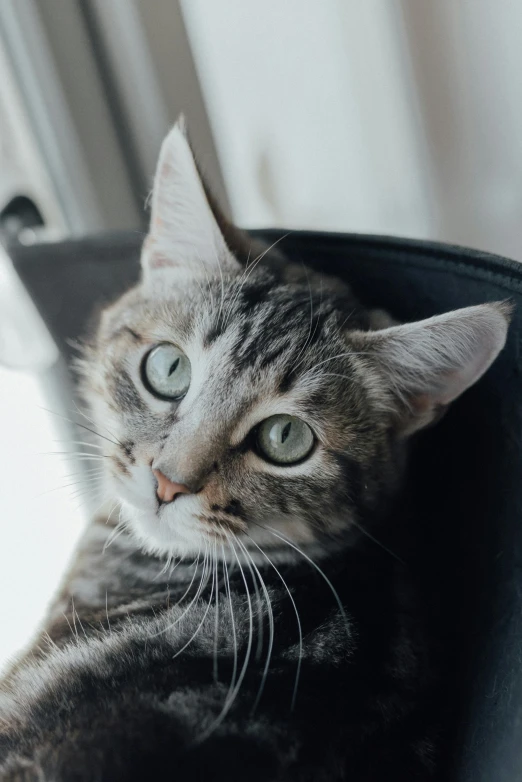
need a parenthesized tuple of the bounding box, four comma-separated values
(143, 343, 191, 400)
(256, 414, 315, 465)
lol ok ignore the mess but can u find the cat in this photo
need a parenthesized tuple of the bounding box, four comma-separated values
(0, 118, 510, 781)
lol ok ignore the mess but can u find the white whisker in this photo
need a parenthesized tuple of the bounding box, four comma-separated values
(62, 611, 79, 643)
(34, 473, 104, 499)
(244, 535, 302, 710)
(148, 547, 206, 638)
(38, 405, 122, 447)
(222, 246, 251, 327)
(351, 520, 406, 566)
(223, 535, 253, 708)
(156, 554, 174, 579)
(196, 533, 253, 742)
(240, 541, 264, 661)
(213, 541, 220, 682)
(221, 541, 238, 700)
(262, 525, 350, 636)
(63, 466, 105, 478)
(71, 596, 88, 641)
(104, 500, 121, 527)
(171, 544, 216, 660)
(40, 451, 108, 459)
(103, 521, 126, 552)
(234, 538, 275, 712)
(224, 233, 291, 324)
(71, 488, 108, 517)
(52, 439, 104, 451)
(71, 401, 124, 447)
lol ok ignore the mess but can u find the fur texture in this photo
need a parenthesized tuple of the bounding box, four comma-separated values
(0, 121, 510, 781)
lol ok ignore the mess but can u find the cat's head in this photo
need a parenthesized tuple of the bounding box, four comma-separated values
(82, 120, 510, 562)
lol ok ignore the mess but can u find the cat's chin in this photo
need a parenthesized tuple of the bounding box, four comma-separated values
(119, 498, 213, 559)
(117, 497, 328, 567)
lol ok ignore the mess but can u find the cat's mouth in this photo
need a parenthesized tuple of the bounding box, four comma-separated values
(115, 470, 246, 557)
(120, 496, 220, 556)
(154, 496, 246, 538)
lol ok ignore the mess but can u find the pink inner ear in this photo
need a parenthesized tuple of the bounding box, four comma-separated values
(142, 234, 178, 270)
(160, 162, 173, 179)
(409, 393, 433, 414)
(143, 236, 178, 269)
(149, 255, 178, 270)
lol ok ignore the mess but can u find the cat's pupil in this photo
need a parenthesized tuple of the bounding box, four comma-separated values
(281, 422, 292, 443)
(168, 358, 180, 376)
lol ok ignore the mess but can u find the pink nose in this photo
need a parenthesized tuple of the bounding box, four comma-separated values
(153, 469, 192, 504)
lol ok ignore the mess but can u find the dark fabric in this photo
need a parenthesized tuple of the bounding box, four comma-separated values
(10, 230, 522, 782)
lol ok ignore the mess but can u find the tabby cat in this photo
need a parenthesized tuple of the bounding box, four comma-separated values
(0, 120, 510, 781)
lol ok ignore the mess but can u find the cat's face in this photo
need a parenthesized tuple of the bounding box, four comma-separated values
(87, 265, 394, 559)
(83, 121, 509, 561)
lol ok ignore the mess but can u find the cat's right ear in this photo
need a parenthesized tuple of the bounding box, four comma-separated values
(141, 118, 239, 282)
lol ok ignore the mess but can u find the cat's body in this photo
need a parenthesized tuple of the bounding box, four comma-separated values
(0, 121, 510, 780)
(0, 514, 437, 782)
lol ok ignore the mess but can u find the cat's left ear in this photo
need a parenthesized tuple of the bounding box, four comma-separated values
(141, 117, 240, 280)
(356, 302, 511, 435)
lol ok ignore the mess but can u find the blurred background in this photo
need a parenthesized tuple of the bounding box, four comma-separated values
(1, 0, 521, 668)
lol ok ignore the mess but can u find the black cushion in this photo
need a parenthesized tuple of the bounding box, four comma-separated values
(11, 230, 522, 781)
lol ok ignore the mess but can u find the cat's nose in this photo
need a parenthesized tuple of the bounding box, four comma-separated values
(153, 469, 192, 504)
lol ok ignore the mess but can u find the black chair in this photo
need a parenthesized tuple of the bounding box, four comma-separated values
(9, 230, 522, 782)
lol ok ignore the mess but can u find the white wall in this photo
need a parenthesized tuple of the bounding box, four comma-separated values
(0, 366, 87, 672)
(182, 0, 435, 239)
(182, 0, 522, 261)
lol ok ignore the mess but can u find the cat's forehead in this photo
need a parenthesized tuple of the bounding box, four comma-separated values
(102, 269, 343, 359)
